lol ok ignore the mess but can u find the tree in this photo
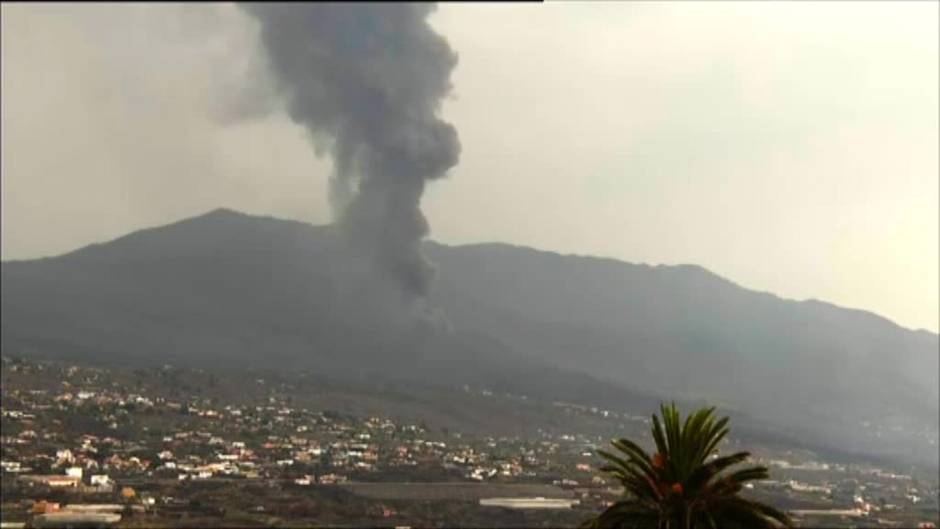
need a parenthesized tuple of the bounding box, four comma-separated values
(583, 403, 791, 529)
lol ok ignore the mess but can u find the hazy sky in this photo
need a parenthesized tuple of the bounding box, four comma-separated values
(2, 2, 937, 332)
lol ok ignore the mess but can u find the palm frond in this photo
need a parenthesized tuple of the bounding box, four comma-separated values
(651, 413, 668, 458)
(714, 497, 792, 528)
(583, 403, 792, 529)
(699, 416, 730, 460)
(589, 500, 661, 529)
(610, 438, 659, 482)
(682, 407, 715, 467)
(717, 465, 770, 487)
(687, 451, 750, 489)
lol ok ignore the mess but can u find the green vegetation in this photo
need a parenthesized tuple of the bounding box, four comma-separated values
(584, 403, 792, 529)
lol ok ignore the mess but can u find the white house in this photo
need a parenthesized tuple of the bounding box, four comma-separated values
(90, 475, 113, 486)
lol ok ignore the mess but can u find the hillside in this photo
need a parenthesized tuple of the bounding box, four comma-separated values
(426, 241, 939, 467)
(1, 208, 937, 467)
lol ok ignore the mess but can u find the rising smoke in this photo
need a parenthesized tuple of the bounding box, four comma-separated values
(242, 3, 460, 322)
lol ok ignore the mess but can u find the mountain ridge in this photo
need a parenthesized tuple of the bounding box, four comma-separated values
(8, 207, 931, 338)
(431, 239, 934, 338)
(2, 207, 937, 468)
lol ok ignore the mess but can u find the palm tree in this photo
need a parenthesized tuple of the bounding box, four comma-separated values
(583, 402, 792, 529)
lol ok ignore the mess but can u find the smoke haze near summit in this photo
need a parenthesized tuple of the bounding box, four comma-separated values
(242, 4, 461, 307)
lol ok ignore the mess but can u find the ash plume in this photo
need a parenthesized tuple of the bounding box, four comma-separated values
(242, 3, 460, 318)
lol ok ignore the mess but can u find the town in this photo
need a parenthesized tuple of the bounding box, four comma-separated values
(1, 356, 937, 528)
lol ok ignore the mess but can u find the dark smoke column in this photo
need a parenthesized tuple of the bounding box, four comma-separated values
(243, 3, 460, 315)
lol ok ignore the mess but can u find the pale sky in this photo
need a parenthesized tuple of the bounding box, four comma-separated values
(2, 2, 937, 333)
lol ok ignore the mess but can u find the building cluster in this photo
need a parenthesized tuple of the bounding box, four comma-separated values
(1, 360, 613, 520)
(1, 357, 936, 528)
